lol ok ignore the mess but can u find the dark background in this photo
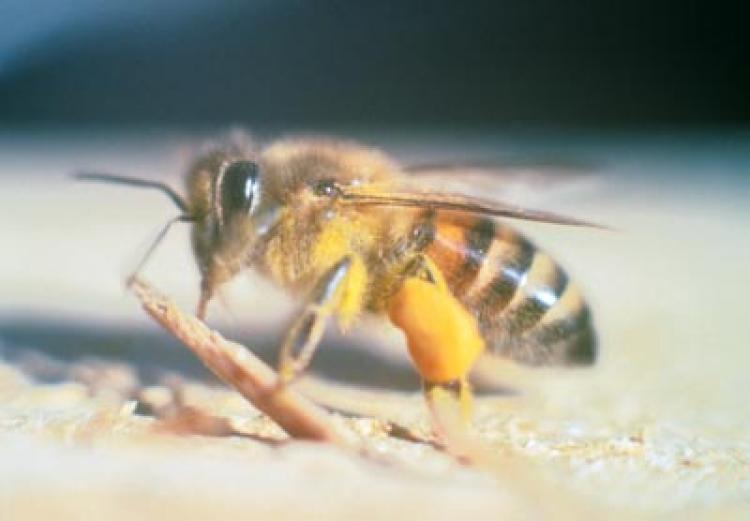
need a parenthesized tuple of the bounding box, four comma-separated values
(0, 0, 746, 128)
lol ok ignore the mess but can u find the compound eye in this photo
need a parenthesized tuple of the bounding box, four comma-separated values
(219, 160, 259, 225)
(313, 178, 342, 197)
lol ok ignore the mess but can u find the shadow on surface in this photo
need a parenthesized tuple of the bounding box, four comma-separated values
(0, 318, 422, 392)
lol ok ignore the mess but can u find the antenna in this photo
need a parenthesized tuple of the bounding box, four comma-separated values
(75, 171, 190, 213)
(74, 171, 195, 283)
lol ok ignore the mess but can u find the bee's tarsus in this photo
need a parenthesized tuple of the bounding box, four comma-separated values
(274, 364, 298, 390)
(196, 286, 211, 320)
(423, 378, 474, 437)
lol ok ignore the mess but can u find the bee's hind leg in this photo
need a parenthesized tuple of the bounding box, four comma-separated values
(388, 254, 484, 435)
(423, 378, 474, 437)
(276, 256, 356, 387)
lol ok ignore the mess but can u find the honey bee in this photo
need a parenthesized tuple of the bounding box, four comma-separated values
(78, 135, 599, 417)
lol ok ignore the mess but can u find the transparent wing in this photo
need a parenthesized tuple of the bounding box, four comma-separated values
(401, 160, 602, 209)
(340, 188, 607, 229)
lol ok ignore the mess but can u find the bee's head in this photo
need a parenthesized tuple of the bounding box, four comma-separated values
(187, 151, 281, 316)
(76, 138, 280, 319)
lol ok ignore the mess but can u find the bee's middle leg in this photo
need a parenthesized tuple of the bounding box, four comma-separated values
(276, 256, 354, 386)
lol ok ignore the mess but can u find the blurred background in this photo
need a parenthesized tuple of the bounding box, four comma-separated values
(0, 0, 746, 127)
(1, 2, 750, 516)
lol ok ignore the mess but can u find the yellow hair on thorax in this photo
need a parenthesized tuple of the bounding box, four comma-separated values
(311, 215, 372, 331)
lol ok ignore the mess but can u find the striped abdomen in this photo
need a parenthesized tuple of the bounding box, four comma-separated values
(418, 212, 597, 366)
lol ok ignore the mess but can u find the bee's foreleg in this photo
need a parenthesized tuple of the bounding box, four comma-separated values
(277, 256, 355, 386)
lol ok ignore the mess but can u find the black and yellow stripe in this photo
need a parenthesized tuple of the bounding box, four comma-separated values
(502, 255, 569, 335)
(472, 228, 536, 319)
(420, 213, 596, 366)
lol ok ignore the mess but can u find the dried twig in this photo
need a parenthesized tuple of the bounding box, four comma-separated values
(130, 278, 348, 445)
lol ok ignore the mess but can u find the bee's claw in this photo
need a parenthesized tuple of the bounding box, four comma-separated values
(273, 363, 298, 392)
